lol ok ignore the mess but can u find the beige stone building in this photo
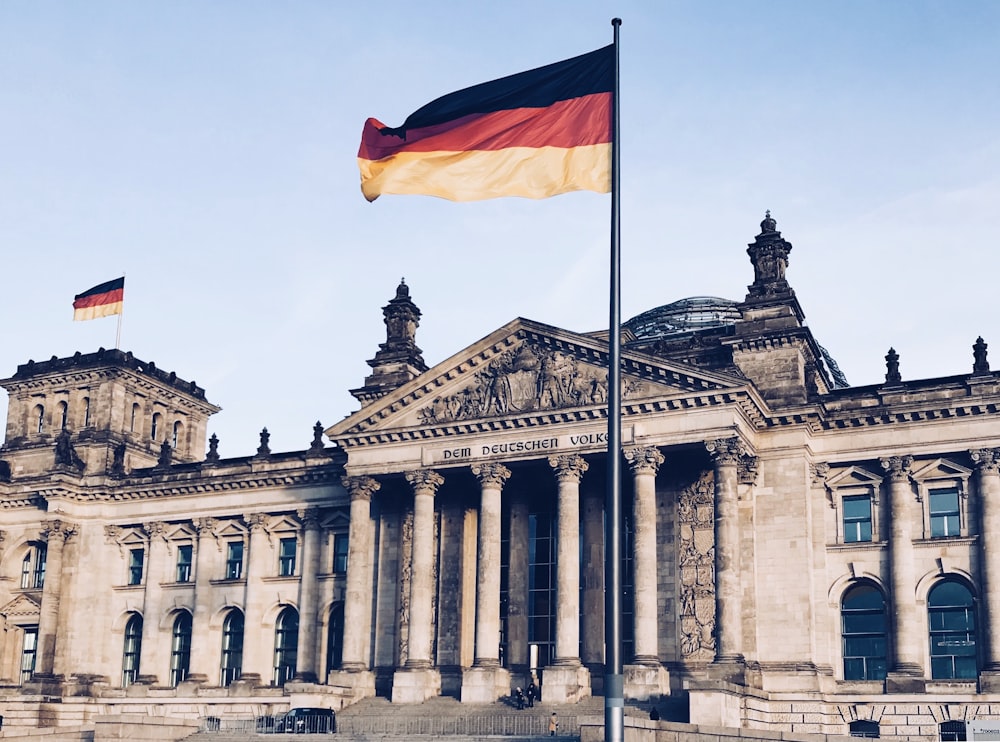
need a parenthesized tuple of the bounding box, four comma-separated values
(0, 213, 997, 739)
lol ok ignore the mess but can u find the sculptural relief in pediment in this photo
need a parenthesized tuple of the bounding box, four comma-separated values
(418, 343, 660, 425)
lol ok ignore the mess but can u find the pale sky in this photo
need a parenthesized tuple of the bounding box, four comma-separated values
(2, 1, 999, 456)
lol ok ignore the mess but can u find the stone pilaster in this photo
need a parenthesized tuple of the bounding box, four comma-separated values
(543, 455, 591, 703)
(881, 455, 925, 692)
(507, 495, 530, 683)
(462, 463, 512, 703)
(36, 519, 77, 680)
(623, 446, 670, 700)
(138, 521, 169, 685)
(392, 470, 444, 703)
(581, 483, 605, 687)
(973, 449, 1000, 689)
(328, 476, 379, 698)
(293, 508, 321, 683)
(240, 513, 270, 685)
(706, 437, 744, 680)
(186, 517, 217, 684)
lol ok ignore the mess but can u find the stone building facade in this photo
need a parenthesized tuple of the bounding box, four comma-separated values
(0, 214, 998, 739)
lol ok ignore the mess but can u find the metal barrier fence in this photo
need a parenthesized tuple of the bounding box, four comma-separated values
(198, 713, 579, 736)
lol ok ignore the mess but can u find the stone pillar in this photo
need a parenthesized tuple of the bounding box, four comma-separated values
(462, 463, 512, 703)
(392, 470, 444, 703)
(881, 455, 925, 692)
(239, 513, 270, 686)
(542, 455, 591, 703)
(623, 446, 670, 700)
(328, 476, 379, 699)
(186, 517, 217, 683)
(35, 519, 77, 681)
(581, 484, 605, 687)
(507, 495, 530, 685)
(293, 508, 322, 683)
(973, 448, 1000, 689)
(139, 521, 169, 685)
(706, 438, 744, 679)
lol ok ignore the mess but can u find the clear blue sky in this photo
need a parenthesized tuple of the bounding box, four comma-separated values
(2, 1, 999, 455)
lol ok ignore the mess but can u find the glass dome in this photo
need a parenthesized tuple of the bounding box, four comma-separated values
(624, 296, 741, 340)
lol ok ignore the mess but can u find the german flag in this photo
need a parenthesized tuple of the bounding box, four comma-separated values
(73, 277, 124, 321)
(358, 45, 613, 202)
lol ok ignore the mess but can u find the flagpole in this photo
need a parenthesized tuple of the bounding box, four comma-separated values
(604, 16, 623, 742)
(115, 273, 125, 349)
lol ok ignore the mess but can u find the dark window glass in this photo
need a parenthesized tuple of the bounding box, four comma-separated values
(849, 720, 880, 738)
(122, 614, 142, 687)
(274, 607, 298, 685)
(326, 603, 344, 675)
(176, 544, 193, 582)
(841, 584, 888, 680)
(220, 610, 244, 687)
(929, 580, 978, 679)
(226, 541, 244, 580)
(940, 720, 967, 741)
(128, 548, 144, 585)
(20, 627, 38, 685)
(170, 612, 193, 686)
(333, 533, 349, 574)
(279, 538, 297, 577)
(843, 495, 873, 543)
(930, 488, 960, 538)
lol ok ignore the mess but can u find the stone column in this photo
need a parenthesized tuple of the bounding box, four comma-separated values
(462, 463, 512, 703)
(293, 508, 322, 683)
(239, 513, 270, 686)
(139, 521, 169, 685)
(392, 470, 444, 703)
(328, 476, 379, 698)
(506, 495, 530, 684)
(706, 438, 743, 677)
(623, 446, 670, 700)
(35, 519, 77, 683)
(187, 517, 217, 683)
(974, 448, 1000, 688)
(581, 484, 605, 684)
(881, 455, 924, 692)
(543, 455, 591, 703)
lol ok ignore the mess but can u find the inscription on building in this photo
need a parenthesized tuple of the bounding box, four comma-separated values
(425, 427, 634, 465)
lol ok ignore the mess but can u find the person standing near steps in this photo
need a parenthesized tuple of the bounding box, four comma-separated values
(549, 712, 558, 736)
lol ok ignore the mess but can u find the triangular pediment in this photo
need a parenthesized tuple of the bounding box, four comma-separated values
(911, 458, 972, 483)
(825, 466, 884, 490)
(0, 593, 40, 621)
(328, 318, 748, 441)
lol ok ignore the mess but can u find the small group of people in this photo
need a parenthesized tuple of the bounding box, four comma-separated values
(512, 679, 539, 709)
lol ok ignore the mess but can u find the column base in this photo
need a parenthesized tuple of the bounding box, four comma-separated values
(623, 663, 670, 701)
(885, 670, 926, 693)
(461, 666, 511, 704)
(391, 667, 441, 704)
(327, 669, 376, 700)
(540, 664, 591, 704)
(981, 670, 1000, 692)
(707, 656, 745, 685)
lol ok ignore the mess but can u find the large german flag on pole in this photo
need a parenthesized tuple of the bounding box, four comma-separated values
(72, 277, 124, 321)
(358, 45, 613, 202)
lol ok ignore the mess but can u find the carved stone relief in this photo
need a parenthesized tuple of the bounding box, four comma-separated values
(677, 470, 716, 661)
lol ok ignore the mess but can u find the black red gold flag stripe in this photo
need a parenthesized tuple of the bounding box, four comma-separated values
(73, 277, 124, 321)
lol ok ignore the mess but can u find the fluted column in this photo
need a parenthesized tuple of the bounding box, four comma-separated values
(473, 463, 510, 667)
(241, 513, 270, 684)
(881, 455, 924, 684)
(340, 476, 380, 671)
(36, 519, 77, 678)
(403, 470, 444, 669)
(187, 517, 217, 682)
(139, 521, 169, 684)
(625, 446, 664, 665)
(973, 448, 1000, 673)
(706, 438, 743, 663)
(548, 455, 587, 665)
(293, 508, 322, 682)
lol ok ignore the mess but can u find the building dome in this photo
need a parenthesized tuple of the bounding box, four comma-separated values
(624, 296, 741, 341)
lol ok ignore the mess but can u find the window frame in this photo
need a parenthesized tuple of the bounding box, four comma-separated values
(225, 540, 244, 580)
(332, 533, 349, 574)
(840, 582, 888, 681)
(122, 614, 143, 687)
(273, 606, 298, 686)
(220, 609, 245, 687)
(175, 543, 193, 583)
(20, 544, 46, 590)
(278, 537, 297, 577)
(127, 547, 145, 586)
(822, 466, 883, 546)
(169, 612, 193, 687)
(910, 458, 972, 540)
(19, 626, 38, 685)
(928, 579, 979, 680)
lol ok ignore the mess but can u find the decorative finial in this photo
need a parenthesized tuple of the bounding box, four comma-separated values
(760, 210, 777, 233)
(309, 421, 325, 454)
(157, 440, 172, 469)
(974, 336, 990, 374)
(396, 278, 409, 298)
(256, 427, 271, 458)
(884, 347, 901, 385)
(205, 433, 220, 464)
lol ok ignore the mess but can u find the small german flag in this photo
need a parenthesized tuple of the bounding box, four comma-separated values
(73, 277, 124, 321)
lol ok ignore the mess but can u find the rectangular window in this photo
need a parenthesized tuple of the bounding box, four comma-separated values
(20, 627, 38, 685)
(843, 495, 873, 543)
(128, 548, 144, 586)
(332, 533, 349, 574)
(930, 488, 961, 538)
(176, 544, 193, 583)
(278, 538, 297, 577)
(225, 541, 244, 580)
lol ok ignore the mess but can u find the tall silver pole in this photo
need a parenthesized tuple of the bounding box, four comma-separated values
(604, 16, 623, 742)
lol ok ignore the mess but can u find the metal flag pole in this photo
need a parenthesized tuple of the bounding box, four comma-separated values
(604, 16, 624, 742)
(115, 273, 125, 350)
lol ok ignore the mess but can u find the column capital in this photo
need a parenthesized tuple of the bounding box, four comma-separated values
(472, 463, 511, 489)
(880, 455, 914, 482)
(297, 506, 321, 529)
(623, 446, 664, 476)
(343, 475, 381, 502)
(971, 448, 1000, 474)
(142, 520, 169, 541)
(404, 469, 445, 496)
(705, 437, 744, 465)
(549, 454, 590, 482)
(192, 517, 217, 536)
(244, 512, 269, 532)
(809, 462, 830, 487)
(41, 519, 78, 543)
(738, 454, 760, 486)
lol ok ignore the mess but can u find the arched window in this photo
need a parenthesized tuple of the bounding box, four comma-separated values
(34, 404, 44, 434)
(841, 583, 888, 680)
(326, 602, 344, 676)
(221, 610, 245, 687)
(57, 401, 68, 430)
(169, 612, 193, 686)
(122, 614, 143, 687)
(20, 544, 46, 589)
(172, 420, 183, 450)
(849, 719, 880, 738)
(929, 580, 978, 679)
(151, 412, 162, 441)
(82, 397, 91, 427)
(273, 606, 298, 686)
